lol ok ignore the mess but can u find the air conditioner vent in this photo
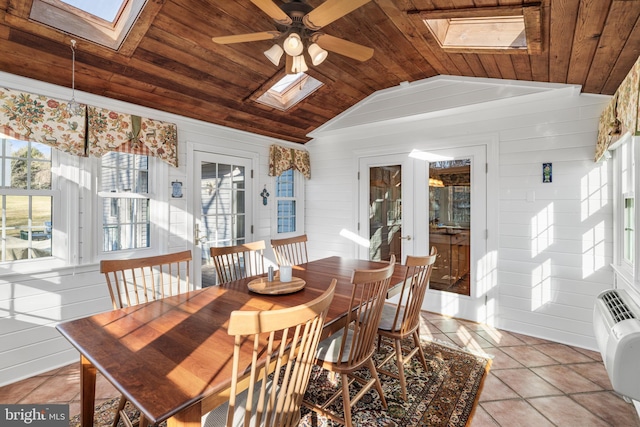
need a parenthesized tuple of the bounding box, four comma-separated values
(602, 290, 636, 323)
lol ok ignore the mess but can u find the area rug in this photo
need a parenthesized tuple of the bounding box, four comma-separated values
(69, 339, 491, 427)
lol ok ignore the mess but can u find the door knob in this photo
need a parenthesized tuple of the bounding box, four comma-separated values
(400, 235, 412, 240)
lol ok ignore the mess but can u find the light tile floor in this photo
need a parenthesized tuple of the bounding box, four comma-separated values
(1, 311, 638, 426)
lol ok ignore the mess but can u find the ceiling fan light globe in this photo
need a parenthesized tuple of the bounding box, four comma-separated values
(308, 43, 328, 66)
(292, 55, 308, 73)
(283, 33, 304, 56)
(264, 44, 284, 66)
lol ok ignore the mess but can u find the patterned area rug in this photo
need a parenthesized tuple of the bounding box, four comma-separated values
(69, 339, 491, 427)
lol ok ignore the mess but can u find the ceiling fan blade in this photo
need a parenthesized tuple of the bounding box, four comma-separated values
(314, 33, 374, 62)
(212, 31, 281, 44)
(250, 0, 292, 25)
(303, 0, 372, 30)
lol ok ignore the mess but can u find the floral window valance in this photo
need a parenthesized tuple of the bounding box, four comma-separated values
(0, 87, 179, 167)
(87, 107, 178, 167)
(268, 144, 311, 179)
(0, 87, 86, 156)
(596, 55, 640, 161)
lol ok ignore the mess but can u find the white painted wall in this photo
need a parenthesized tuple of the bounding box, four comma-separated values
(0, 72, 293, 386)
(306, 76, 613, 351)
(0, 72, 615, 387)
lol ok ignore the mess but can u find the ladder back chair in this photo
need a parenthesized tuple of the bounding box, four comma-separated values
(202, 280, 337, 427)
(271, 234, 309, 266)
(101, 250, 193, 310)
(303, 256, 396, 427)
(210, 240, 266, 284)
(100, 250, 193, 427)
(376, 247, 437, 401)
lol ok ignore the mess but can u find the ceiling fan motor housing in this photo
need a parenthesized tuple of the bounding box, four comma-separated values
(278, 0, 314, 38)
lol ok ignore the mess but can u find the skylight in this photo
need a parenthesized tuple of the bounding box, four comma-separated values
(30, 0, 148, 50)
(424, 16, 527, 51)
(255, 73, 323, 111)
(416, 4, 542, 54)
(59, 0, 125, 23)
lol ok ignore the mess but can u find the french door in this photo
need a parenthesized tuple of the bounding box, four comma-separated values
(193, 152, 253, 287)
(358, 154, 416, 261)
(358, 145, 488, 322)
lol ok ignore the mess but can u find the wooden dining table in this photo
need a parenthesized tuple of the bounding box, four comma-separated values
(56, 256, 406, 427)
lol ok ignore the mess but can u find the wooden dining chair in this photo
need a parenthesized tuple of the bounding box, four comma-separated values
(210, 240, 266, 284)
(101, 249, 192, 310)
(100, 250, 193, 427)
(201, 280, 337, 427)
(270, 234, 308, 266)
(376, 247, 437, 401)
(303, 256, 396, 427)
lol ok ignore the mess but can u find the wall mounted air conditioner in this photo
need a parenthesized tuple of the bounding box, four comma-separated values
(593, 289, 640, 401)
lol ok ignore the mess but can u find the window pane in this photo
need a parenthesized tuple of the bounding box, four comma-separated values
(276, 169, 294, 197)
(7, 141, 51, 190)
(624, 197, 634, 264)
(101, 152, 150, 252)
(101, 152, 148, 193)
(277, 200, 296, 233)
(0, 139, 53, 261)
(234, 190, 245, 214)
(2, 195, 52, 260)
(102, 198, 149, 251)
(236, 215, 246, 239)
(233, 166, 245, 190)
(218, 164, 232, 188)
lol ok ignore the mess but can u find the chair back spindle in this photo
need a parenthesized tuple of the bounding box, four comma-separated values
(210, 241, 266, 284)
(271, 234, 308, 266)
(101, 250, 192, 310)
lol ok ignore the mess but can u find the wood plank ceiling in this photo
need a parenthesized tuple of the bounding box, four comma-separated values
(0, 0, 638, 144)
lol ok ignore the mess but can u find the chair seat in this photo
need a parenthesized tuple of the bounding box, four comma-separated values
(377, 303, 405, 332)
(316, 328, 355, 363)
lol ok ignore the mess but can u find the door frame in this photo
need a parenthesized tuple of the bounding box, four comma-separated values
(186, 141, 258, 288)
(355, 134, 499, 325)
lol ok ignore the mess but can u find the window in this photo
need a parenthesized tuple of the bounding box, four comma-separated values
(99, 152, 149, 252)
(418, 4, 542, 54)
(275, 169, 304, 235)
(624, 197, 634, 263)
(59, 0, 125, 21)
(612, 134, 637, 284)
(29, 0, 150, 50)
(253, 73, 323, 111)
(0, 138, 53, 261)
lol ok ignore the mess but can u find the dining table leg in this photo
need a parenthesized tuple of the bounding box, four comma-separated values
(167, 401, 201, 427)
(80, 355, 96, 427)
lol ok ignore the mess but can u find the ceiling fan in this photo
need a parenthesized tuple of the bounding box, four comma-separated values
(211, 0, 374, 74)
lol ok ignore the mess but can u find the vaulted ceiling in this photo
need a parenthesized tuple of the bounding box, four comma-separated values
(0, 0, 638, 144)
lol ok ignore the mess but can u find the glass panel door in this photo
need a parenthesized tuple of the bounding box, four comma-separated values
(369, 165, 402, 261)
(194, 152, 252, 287)
(429, 159, 471, 295)
(359, 153, 415, 261)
